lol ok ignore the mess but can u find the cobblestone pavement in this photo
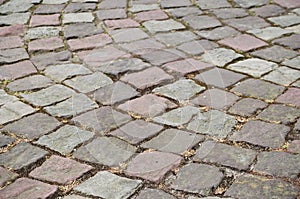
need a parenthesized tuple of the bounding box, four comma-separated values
(0, 0, 300, 198)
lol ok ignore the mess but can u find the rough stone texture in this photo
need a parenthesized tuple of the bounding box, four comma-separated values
(196, 0, 231, 9)
(0, 0, 33, 13)
(0, 36, 23, 50)
(118, 94, 177, 117)
(177, 39, 218, 56)
(160, 0, 192, 8)
(257, 104, 300, 124)
(231, 79, 285, 100)
(229, 98, 267, 117)
(29, 155, 92, 184)
(63, 13, 94, 24)
(223, 16, 270, 31)
(44, 93, 98, 117)
(230, 120, 290, 148)
(125, 151, 182, 183)
(74, 137, 135, 167)
(213, 8, 248, 19)
(30, 14, 60, 27)
(94, 81, 139, 105)
(163, 59, 214, 75)
(110, 120, 163, 144)
(251, 45, 298, 63)
(63, 23, 103, 39)
(135, 10, 168, 22)
(67, 34, 112, 51)
(74, 171, 142, 198)
(141, 48, 186, 66)
(64, 72, 113, 93)
(154, 31, 196, 46)
(274, 0, 300, 8)
(142, 129, 204, 154)
(191, 89, 239, 110)
(262, 66, 300, 85)
(0, 167, 18, 186)
(0, 178, 57, 199)
(0, 60, 37, 80)
(110, 28, 148, 43)
(0, 48, 28, 64)
(0, 134, 15, 148)
(135, 189, 176, 199)
(234, 0, 268, 8)
(288, 140, 300, 154)
(187, 110, 237, 138)
(121, 67, 173, 89)
(120, 38, 165, 55)
(25, 26, 61, 40)
(201, 48, 243, 67)
(143, 19, 185, 33)
(0, 13, 31, 25)
(153, 79, 205, 101)
(168, 163, 223, 195)
(31, 51, 72, 71)
(197, 26, 239, 41)
(225, 174, 299, 199)
(183, 15, 221, 30)
(194, 141, 256, 170)
(268, 14, 300, 28)
(21, 84, 75, 106)
(72, 106, 131, 133)
(36, 125, 94, 155)
(227, 58, 277, 77)
(219, 34, 268, 52)
(195, 68, 246, 88)
(251, 4, 285, 17)
(0, 143, 48, 170)
(254, 151, 300, 179)
(277, 88, 300, 107)
(44, 63, 92, 82)
(96, 9, 127, 20)
(166, 7, 201, 18)
(247, 27, 292, 41)
(2, 113, 60, 140)
(6, 75, 53, 92)
(28, 37, 64, 52)
(104, 18, 140, 29)
(273, 34, 300, 50)
(283, 56, 300, 70)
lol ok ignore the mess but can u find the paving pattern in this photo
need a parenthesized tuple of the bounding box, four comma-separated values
(0, 0, 300, 198)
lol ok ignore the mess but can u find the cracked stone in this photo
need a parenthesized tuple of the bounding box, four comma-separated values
(36, 125, 94, 155)
(73, 137, 136, 167)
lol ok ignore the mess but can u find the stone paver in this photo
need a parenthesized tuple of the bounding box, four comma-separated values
(142, 129, 204, 154)
(74, 171, 142, 199)
(167, 163, 224, 195)
(230, 120, 290, 148)
(194, 141, 256, 170)
(125, 151, 182, 183)
(225, 174, 299, 199)
(1, 0, 300, 198)
(187, 110, 237, 138)
(29, 155, 92, 184)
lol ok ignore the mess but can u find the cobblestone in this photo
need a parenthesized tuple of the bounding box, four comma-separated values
(201, 48, 243, 67)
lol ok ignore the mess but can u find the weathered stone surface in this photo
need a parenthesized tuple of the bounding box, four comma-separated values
(44, 63, 92, 82)
(168, 163, 223, 195)
(67, 34, 112, 51)
(0, 61, 37, 80)
(35, 4, 65, 14)
(75, 171, 142, 198)
(0, 24, 26, 37)
(213, 8, 248, 19)
(129, 4, 160, 13)
(223, 16, 270, 31)
(135, 189, 176, 199)
(62, 195, 89, 199)
(72, 106, 131, 133)
(152, 106, 200, 127)
(96, 9, 127, 20)
(29, 155, 92, 184)
(166, 7, 201, 18)
(0, 48, 28, 64)
(231, 79, 285, 100)
(229, 98, 267, 117)
(153, 80, 205, 101)
(110, 120, 163, 144)
(263, 66, 300, 86)
(63, 13, 94, 24)
(25, 26, 61, 40)
(121, 67, 173, 90)
(142, 129, 204, 154)
(247, 27, 292, 41)
(283, 56, 300, 70)
(30, 14, 60, 27)
(135, 9, 168, 22)
(31, 51, 72, 70)
(21, 84, 75, 106)
(110, 28, 148, 43)
(0, 101, 35, 125)
(120, 38, 165, 55)
(273, 34, 300, 50)
(154, 31, 196, 46)
(99, 0, 127, 9)
(187, 110, 236, 138)
(201, 48, 243, 67)
(143, 19, 185, 33)
(277, 88, 300, 107)
(251, 4, 285, 17)
(104, 18, 140, 29)
(0, 13, 30, 25)
(251, 45, 298, 63)
(7, 75, 53, 92)
(177, 39, 218, 55)
(227, 58, 277, 77)
(0, 135, 15, 148)
(0, 36, 23, 49)
(36, 125, 94, 155)
(0, 167, 18, 186)
(0, 178, 57, 199)
(160, 0, 192, 8)
(0, 0, 33, 13)
(94, 81, 139, 105)
(197, 26, 239, 41)
(194, 141, 256, 170)
(74, 137, 135, 167)
(141, 48, 185, 65)
(118, 94, 177, 117)
(183, 15, 221, 30)
(230, 120, 290, 148)
(254, 151, 300, 178)
(274, 0, 300, 8)
(64, 72, 113, 93)
(0, 143, 48, 170)
(257, 104, 300, 124)
(191, 89, 239, 110)
(64, 2, 96, 13)
(224, 174, 299, 199)
(234, 0, 268, 8)
(196, 0, 231, 9)
(268, 14, 300, 28)
(219, 34, 268, 52)
(288, 140, 300, 154)
(63, 23, 103, 39)
(163, 58, 214, 75)
(125, 151, 182, 183)
(196, 68, 246, 88)
(3, 113, 60, 140)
